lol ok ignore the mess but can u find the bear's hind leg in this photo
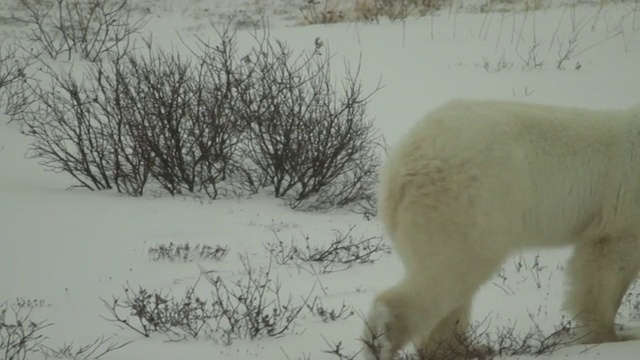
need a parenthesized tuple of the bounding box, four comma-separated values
(361, 280, 421, 360)
(414, 300, 474, 360)
(565, 235, 640, 344)
(361, 250, 506, 360)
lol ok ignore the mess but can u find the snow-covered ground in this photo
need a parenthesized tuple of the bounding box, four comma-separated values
(2, 0, 640, 359)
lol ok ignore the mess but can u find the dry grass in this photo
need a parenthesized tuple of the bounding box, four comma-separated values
(298, 0, 639, 25)
(3, 0, 637, 29)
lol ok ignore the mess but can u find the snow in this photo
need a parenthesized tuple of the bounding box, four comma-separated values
(2, 0, 640, 359)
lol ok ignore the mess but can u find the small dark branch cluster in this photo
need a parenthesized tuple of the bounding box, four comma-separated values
(0, 41, 27, 90)
(0, 302, 52, 360)
(516, 41, 545, 71)
(307, 298, 354, 323)
(481, 314, 577, 357)
(12, 0, 148, 61)
(100, 282, 216, 339)
(359, 319, 386, 360)
(556, 35, 578, 70)
(39, 336, 132, 360)
(358, 313, 580, 360)
(199, 254, 314, 345)
(147, 242, 229, 262)
(299, 0, 345, 24)
(281, 349, 313, 360)
(0, 40, 36, 122)
(266, 225, 391, 274)
(353, 0, 446, 23)
(323, 336, 359, 360)
(13, 298, 48, 309)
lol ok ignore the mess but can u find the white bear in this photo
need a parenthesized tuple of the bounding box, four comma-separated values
(362, 98, 640, 360)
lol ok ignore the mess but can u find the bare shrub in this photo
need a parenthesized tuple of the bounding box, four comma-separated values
(87, 56, 152, 196)
(323, 337, 359, 360)
(516, 41, 545, 71)
(222, 26, 384, 210)
(0, 302, 52, 360)
(307, 298, 354, 322)
(101, 282, 216, 339)
(300, 0, 345, 24)
(39, 336, 131, 360)
(22, 41, 244, 196)
(102, 46, 244, 198)
(103, 256, 313, 344)
(0, 40, 35, 122)
(12, 0, 147, 61)
(23, 19, 384, 213)
(147, 242, 229, 262)
(0, 41, 26, 90)
(199, 255, 314, 344)
(266, 225, 391, 274)
(353, 0, 446, 22)
(184, 24, 269, 195)
(360, 313, 581, 360)
(22, 65, 116, 191)
(478, 53, 514, 73)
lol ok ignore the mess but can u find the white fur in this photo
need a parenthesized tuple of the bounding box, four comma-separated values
(362, 301, 394, 360)
(363, 99, 640, 359)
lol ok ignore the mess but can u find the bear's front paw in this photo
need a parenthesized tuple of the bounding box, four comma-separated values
(616, 327, 640, 342)
(573, 327, 618, 344)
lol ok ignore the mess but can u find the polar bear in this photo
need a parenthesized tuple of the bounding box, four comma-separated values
(362, 98, 640, 360)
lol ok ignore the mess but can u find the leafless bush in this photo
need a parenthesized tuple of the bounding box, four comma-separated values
(0, 299, 122, 360)
(307, 298, 354, 322)
(516, 41, 545, 71)
(323, 336, 359, 360)
(266, 225, 391, 274)
(39, 336, 131, 360)
(0, 302, 52, 360)
(103, 256, 314, 344)
(12, 0, 147, 61)
(101, 282, 216, 339)
(353, 0, 446, 22)
(479, 53, 514, 73)
(22, 41, 244, 196)
(556, 34, 579, 70)
(23, 19, 384, 212)
(147, 242, 229, 262)
(199, 255, 314, 345)
(0, 41, 26, 90)
(222, 27, 384, 210)
(360, 313, 581, 360)
(87, 56, 152, 196)
(183, 24, 268, 195)
(0, 40, 35, 122)
(22, 65, 117, 191)
(300, 0, 345, 24)
(101, 46, 244, 198)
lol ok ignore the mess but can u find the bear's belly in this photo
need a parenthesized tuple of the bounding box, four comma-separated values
(517, 203, 604, 248)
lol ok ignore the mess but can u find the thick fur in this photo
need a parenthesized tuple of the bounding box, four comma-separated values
(362, 99, 640, 360)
